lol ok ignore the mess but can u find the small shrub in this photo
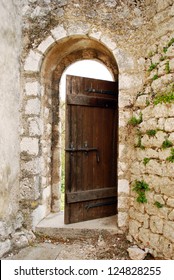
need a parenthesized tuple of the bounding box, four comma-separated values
(166, 148, 174, 162)
(146, 99, 150, 106)
(128, 112, 142, 126)
(143, 158, 150, 166)
(163, 47, 168, 53)
(133, 180, 150, 204)
(167, 37, 174, 48)
(146, 129, 157, 137)
(159, 56, 166, 61)
(154, 201, 163, 208)
(162, 139, 173, 149)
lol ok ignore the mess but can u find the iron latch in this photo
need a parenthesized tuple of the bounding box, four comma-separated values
(65, 142, 100, 163)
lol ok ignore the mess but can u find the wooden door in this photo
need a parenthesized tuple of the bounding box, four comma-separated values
(65, 75, 118, 224)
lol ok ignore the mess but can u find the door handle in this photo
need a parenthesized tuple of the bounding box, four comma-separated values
(65, 147, 100, 163)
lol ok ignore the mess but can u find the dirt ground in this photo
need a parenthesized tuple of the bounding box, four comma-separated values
(36, 233, 132, 260)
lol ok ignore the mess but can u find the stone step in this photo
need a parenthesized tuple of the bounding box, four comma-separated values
(35, 212, 123, 241)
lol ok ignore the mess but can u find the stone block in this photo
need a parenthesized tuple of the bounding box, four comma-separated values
(166, 46, 174, 58)
(139, 228, 150, 246)
(140, 118, 158, 133)
(113, 49, 135, 72)
(119, 74, 143, 90)
(31, 204, 50, 229)
(25, 98, 41, 115)
(117, 212, 128, 228)
(12, 232, 29, 249)
(25, 81, 40, 96)
(129, 219, 141, 240)
(168, 210, 174, 220)
(0, 222, 6, 239)
(150, 216, 163, 234)
(118, 197, 129, 209)
(163, 221, 174, 242)
(129, 208, 149, 228)
(0, 240, 11, 258)
(37, 35, 55, 54)
(20, 137, 39, 156)
(89, 28, 102, 40)
(135, 95, 149, 108)
(100, 35, 117, 50)
(127, 246, 147, 260)
(159, 236, 173, 259)
(51, 25, 67, 40)
(29, 117, 42, 136)
(67, 22, 90, 35)
(149, 232, 160, 250)
(20, 176, 40, 200)
(14, 212, 24, 230)
(21, 158, 40, 175)
(118, 179, 129, 194)
(164, 118, 174, 132)
(166, 198, 174, 208)
(169, 58, 174, 71)
(24, 50, 43, 72)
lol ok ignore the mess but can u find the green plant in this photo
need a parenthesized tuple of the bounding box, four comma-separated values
(146, 99, 150, 106)
(154, 201, 163, 208)
(163, 38, 174, 53)
(133, 180, 150, 203)
(148, 63, 158, 72)
(159, 56, 166, 61)
(166, 148, 174, 162)
(146, 129, 157, 137)
(143, 157, 150, 166)
(163, 47, 168, 53)
(167, 37, 174, 48)
(153, 91, 174, 105)
(152, 74, 159, 80)
(165, 61, 170, 74)
(162, 139, 173, 149)
(135, 130, 145, 150)
(128, 112, 143, 126)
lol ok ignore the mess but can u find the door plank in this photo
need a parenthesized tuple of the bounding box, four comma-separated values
(66, 187, 117, 203)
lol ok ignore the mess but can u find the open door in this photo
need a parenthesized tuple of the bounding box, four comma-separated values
(65, 75, 118, 224)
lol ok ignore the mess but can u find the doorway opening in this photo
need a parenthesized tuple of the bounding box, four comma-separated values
(59, 59, 116, 223)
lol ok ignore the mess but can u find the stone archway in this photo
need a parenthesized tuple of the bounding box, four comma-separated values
(41, 35, 119, 213)
(21, 34, 129, 229)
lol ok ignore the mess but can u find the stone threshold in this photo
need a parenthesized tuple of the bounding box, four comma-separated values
(35, 212, 123, 240)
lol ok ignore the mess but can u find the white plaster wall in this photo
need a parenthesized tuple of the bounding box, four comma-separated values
(0, 0, 21, 220)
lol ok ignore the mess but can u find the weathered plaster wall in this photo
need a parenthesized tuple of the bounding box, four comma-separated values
(0, 0, 35, 258)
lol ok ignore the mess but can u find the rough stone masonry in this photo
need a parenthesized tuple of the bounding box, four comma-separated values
(0, 0, 174, 259)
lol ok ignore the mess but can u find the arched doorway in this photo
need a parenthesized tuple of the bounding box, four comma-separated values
(40, 35, 118, 224)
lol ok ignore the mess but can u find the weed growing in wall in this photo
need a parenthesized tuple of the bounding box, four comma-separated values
(153, 91, 174, 105)
(146, 129, 157, 137)
(148, 63, 158, 72)
(143, 157, 150, 165)
(154, 201, 163, 208)
(165, 61, 170, 74)
(133, 180, 150, 203)
(166, 148, 174, 163)
(163, 38, 174, 53)
(135, 130, 145, 150)
(152, 74, 159, 80)
(128, 112, 142, 126)
(162, 139, 173, 149)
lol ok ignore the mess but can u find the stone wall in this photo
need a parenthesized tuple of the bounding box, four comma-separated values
(1, 0, 174, 259)
(0, 0, 35, 258)
(129, 30, 174, 258)
(20, 0, 154, 229)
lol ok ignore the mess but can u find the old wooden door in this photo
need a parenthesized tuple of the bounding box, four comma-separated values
(65, 75, 118, 224)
